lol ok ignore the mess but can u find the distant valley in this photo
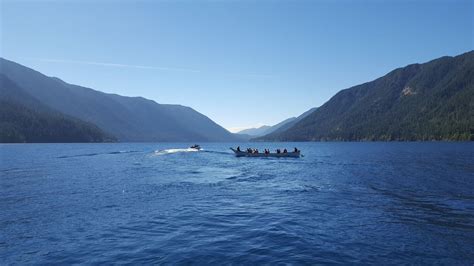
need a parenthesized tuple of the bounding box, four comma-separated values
(236, 107, 317, 138)
(1, 51, 473, 143)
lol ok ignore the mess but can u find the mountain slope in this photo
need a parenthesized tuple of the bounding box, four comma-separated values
(0, 58, 238, 142)
(265, 117, 297, 134)
(267, 107, 318, 136)
(258, 51, 474, 141)
(237, 108, 317, 137)
(0, 74, 114, 143)
(237, 125, 272, 136)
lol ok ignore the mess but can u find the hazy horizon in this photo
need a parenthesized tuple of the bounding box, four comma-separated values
(1, 0, 472, 131)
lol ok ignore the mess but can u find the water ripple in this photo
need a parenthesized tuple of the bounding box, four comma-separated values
(1, 142, 473, 264)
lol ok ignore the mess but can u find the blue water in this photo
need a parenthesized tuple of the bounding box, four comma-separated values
(1, 142, 473, 264)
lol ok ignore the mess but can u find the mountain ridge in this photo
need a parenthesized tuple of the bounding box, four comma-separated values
(0, 74, 115, 143)
(236, 125, 273, 136)
(238, 107, 318, 138)
(0, 58, 239, 142)
(256, 51, 474, 141)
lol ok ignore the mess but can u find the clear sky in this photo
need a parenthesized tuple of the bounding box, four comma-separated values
(1, 0, 473, 132)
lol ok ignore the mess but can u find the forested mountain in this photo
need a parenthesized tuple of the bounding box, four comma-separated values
(238, 107, 317, 137)
(0, 75, 114, 143)
(0, 58, 239, 142)
(257, 51, 474, 141)
(265, 107, 318, 136)
(237, 125, 273, 137)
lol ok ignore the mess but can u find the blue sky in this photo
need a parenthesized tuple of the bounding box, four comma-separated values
(1, 0, 473, 131)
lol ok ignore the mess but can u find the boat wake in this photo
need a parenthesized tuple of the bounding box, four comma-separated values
(154, 148, 200, 156)
(58, 150, 140, 159)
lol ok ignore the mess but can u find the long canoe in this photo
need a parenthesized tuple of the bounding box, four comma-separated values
(230, 148, 301, 158)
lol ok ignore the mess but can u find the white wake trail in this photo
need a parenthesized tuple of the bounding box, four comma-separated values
(154, 148, 200, 156)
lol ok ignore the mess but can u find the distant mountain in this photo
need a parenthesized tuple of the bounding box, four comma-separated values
(237, 108, 317, 137)
(257, 51, 474, 141)
(266, 107, 318, 135)
(0, 58, 239, 142)
(236, 125, 272, 136)
(243, 107, 317, 141)
(266, 117, 297, 134)
(232, 133, 254, 141)
(0, 74, 114, 143)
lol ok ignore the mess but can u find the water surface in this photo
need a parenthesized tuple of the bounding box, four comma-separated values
(1, 142, 473, 264)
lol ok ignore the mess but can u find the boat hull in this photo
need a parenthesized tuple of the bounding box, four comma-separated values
(230, 148, 300, 158)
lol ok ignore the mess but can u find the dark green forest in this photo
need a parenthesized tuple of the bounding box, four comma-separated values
(0, 74, 114, 143)
(257, 51, 474, 141)
(0, 101, 115, 143)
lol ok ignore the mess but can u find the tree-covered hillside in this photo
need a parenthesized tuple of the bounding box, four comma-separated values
(0, 58, 239, 142)
(0, 75, 115, 143)
(258, 51, 474, 141)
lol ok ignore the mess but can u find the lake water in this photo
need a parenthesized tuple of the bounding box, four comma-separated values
(1, 142, 473, 264)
